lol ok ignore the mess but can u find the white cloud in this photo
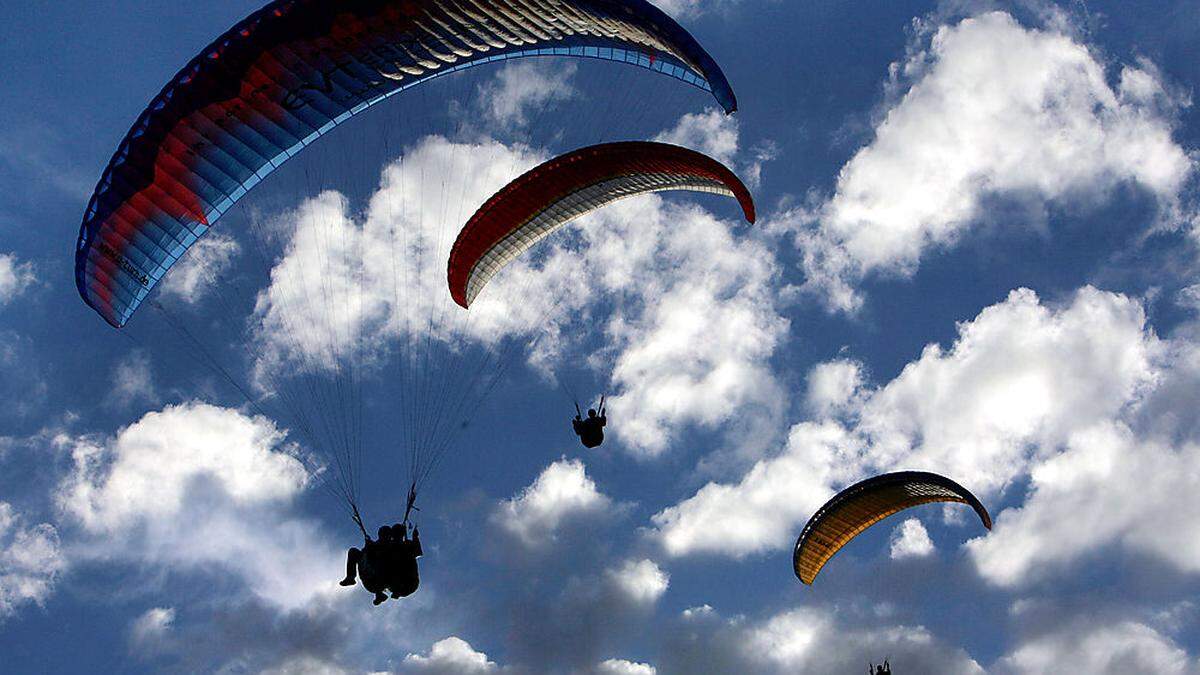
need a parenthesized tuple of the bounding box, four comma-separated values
(653, 0, 703, 17)
(996, 621, 1193, 675)
(402, 637, 499, 674)
(131, 606, 174, 640)
(654, 108, 772, 190)
(653, 420, 859, 558)
(493, 458, 611, 548)
(476, 61, 577, 128)
(251, 136, 547, 382)
(663, 605, 984, 674)
(652, 0, 748, 19)
(654, 109, 740, 167)
(785, 11, 1194, 312)
(0, 253, 34, 306)
(567, 116, 783, 453)
(858, 286, 1155, 494)
(59, 402, 307, 529)
(1130, 336, 1200, 444)
(488, 548, 675, 670)
(889, 518, 934, 559)
(159, 232, 240, 304)
(595, 199, 786, 455)
(1177, 284, 1200, 313)
(605, 559, 669, 605)
(681, 604, 715, 620)
(967, 422, 1200, 586)
(805, 359, 864, 418)
(55, 402, 340, 607)
(0, 502, 64, 621)
(650, 275, 1200, 600)
(124, 590, 429, 674)
(596, 658, 656, 675)
(654, 286, 1156, 558)
(745, 608, 833, 667)
(129, 607, 175, 652)
(254, 130, 785, 458)
(110, 351, 156, 408)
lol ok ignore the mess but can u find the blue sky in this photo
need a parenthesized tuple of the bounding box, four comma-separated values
(3, 0, 1200, 673)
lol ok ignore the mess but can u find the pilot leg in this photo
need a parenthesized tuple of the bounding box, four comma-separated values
(340, 547, 362, 585)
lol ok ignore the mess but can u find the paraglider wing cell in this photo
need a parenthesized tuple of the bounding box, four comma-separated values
(74, 0, 737, 328)
(792, 471, 992, 585)
(446, 141, 756, 308)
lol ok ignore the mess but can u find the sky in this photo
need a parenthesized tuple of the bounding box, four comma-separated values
(2, 0, 1200, 673)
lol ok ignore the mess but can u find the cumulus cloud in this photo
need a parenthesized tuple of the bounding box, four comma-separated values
(967, 422, 1200, 586)
(0, 502, 64, 621)
(996, 621, 1194, 674)
(251, 135, 548, 381)
(0, 253, 35, 306)
(654, 278, 1200, 595)
(605, 559, 669, 605)
(138, 591, 430, 674)
(783, 11, 1194, 312)
(594, 198, 786, 455)
(661, 604, 984, 674)
(596, 658, 657, 675)
(59, 402, 307, 529)
(402, 637, 499, 674)
(1129, 334, 1200, 445)
(255, 130, 786, 457)
(159, 232, 240, 304)
(653, 420, 857, 558)
(858, 286, 1155, 494)
(805, 359, 864, 418)
(476, 61, 577, 129)
(498, 554, 675, 670)
(654, 286, 1157, 559)
(492, 457, 611, 548)
(889, 518, 934, 559)
(481, 519, 676, 670)
(654, 108, 773, 190)
(55, 402, 340, 607)
(654, 109, 740, 167)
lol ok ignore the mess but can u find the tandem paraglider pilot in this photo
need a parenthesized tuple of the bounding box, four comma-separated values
(341, 522, 423, 605)
(340, 486, 424, 606)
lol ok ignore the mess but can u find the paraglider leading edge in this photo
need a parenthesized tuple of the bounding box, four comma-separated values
(792, 471, 992, 585)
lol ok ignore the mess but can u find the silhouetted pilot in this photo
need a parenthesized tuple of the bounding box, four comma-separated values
(386, 522, 422, 598)
(573, 398, 606, 448)
(340, 523, 423, 605)
(869, 660, 891, 675)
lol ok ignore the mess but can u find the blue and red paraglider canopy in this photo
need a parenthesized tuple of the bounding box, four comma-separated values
(74, 0, 738, 328)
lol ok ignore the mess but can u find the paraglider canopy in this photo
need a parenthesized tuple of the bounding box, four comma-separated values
(792, 471, 991, 585)
(74, 0, 739, 328)
(447, 141, 756, 308)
